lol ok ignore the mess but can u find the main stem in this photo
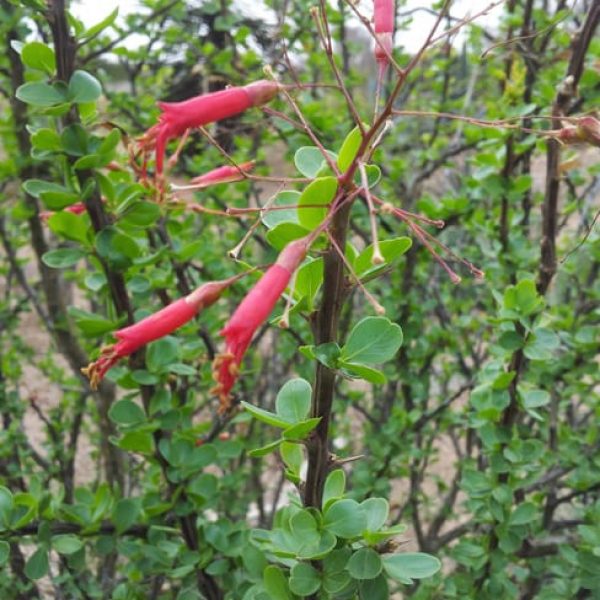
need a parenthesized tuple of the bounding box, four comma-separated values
(304, 201, 351, 509)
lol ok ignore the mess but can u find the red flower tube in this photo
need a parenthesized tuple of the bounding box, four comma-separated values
(211, 236, 310, 412)
(82, 276, 242, 389)
(189, 161, 255, 188)
(140, 80, 279, 175)
(374, 0, 395, 75)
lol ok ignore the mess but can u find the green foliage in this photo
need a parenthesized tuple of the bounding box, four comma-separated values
(0, 0, 598, 598)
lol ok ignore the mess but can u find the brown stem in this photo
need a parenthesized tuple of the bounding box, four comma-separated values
(538, 3, 600, 294)
(304, 201, 352, 509)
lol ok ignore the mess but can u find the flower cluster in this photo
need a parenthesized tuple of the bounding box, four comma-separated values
(86, 77, 309, 412)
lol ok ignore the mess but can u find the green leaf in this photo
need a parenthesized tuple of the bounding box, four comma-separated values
(276, 378, 312, 422)
(41, 248, 85, 269)
(382, 552, 441, 583)
(339, 362, 386, 384)
(340, 317, 403, 364)
(248, 439, 283, 458)
(68, 70, 102, 103)
(297, 531, 337, 560)
(131, 370, 159, 385)
(363, 524, 407, 545)
(23, 179, 67, 199)
(358, 164, 382, 188)
(74, 154, 105, 170)
(41, 190, 82, 210)
(521, 388, 550, 409)
(295, 258, 323, 310)
(338, 125, 367, 172)
(47, 211, 89, 245)
(324, 499, 367, 538)
(61, 123, 88, 156)
(11, 493, 37, 529)
(0, 541, 9, 566)
(280, 442, 303, 475)
(524, 328, 560, 361)
(299, 342, 341, 369)
(498, 331, 524, 351)
(109, 399, 146, 426)
(294, 146, 336, 178)
(266, 222, 311, 251)
(291, 509, 319, 540)
(146, 337, 180, 372)
(30, 128, 61, 152)
(290, 563, 321, 596)
(509, 502, 537, 526)
(25, 547, 48, 580)
(81, 7, 119, 40)
(52, 535, 83, 555)
(263, 565, 292, 600)
(115, 431, 155, 454)
(98, 128, 121, 154)
(358, 575, 389, 599)
(283, 418, 321, 440)
(95, 226, 140, 269)
(354, 238, 412, 276)
(120, 201, 161, 228)
(361, 498, 389, 532)
(0, 487, 14, 530)
(16, 81, 66, 106)
(168, 363, 197, 376)
(188, 473, 219, 503)
(347, 547, 383, 580)
(262, 191, 301, 228)
(323, 548, 352, 593)
(241, 401, 293, 428)
(323, 469, 346, 508)
(297, 177, 338, 229)
(112, 498, 141, 534)
(503, 279, 543, 317)
(21, 42, 56, 74)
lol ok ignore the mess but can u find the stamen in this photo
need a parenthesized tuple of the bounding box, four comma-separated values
(359, 163, 385, 266)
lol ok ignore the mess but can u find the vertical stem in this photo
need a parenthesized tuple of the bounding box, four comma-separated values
(304, 202, 351, 509)
(538, 2, 600, 294)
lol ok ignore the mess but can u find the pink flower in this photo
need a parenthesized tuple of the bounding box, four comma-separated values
(374, 0, 395, 73)
(82, 277, 240, 389)
(189, 161, 255, 188)
(211, 237, 310, 412)
(140, 80, 279, 175)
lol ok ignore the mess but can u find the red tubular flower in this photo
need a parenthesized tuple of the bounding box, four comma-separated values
(140, 80, 279, 175)
(212, 236, 310, 412)
(374, 0, 395, 74)
(189, 161, 255, 188)
(82, 276, 241, 389)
